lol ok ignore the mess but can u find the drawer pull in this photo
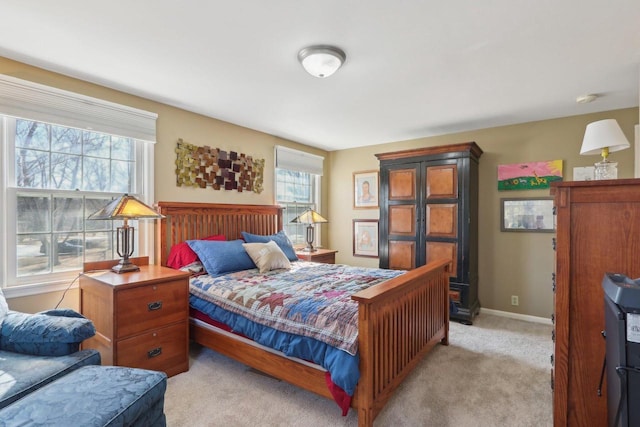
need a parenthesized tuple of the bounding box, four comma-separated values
(147, 347, 162, 358)
(148, 301, 163, 311)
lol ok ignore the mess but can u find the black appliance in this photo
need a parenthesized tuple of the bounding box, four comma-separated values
(602, 273, 640, 427)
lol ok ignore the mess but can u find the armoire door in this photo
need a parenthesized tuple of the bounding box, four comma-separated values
(381, 162, 420, 270)
(423, 159, 460, 282)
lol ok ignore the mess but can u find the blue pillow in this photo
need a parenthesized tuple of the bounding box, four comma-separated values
(241, 230, 298, 262)
(187, 239, 256, 275)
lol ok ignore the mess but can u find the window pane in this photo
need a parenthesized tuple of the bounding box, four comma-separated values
(111, 160, 134, 193)
(51, 153, 82, 190)
(111, 137, 134, 161)
(51, 126, 82, 154)
(16, 149, 50, 188)
(16, 120, 49, 150)
(83, 157, 111, 191)
(53, 232, 83, 272)
(17, 234, 50, 276)
(84, 231, 115, 262)
(17, 195, 50, 233)
(53, 197, 83, 232)
(83, 131, 110, 157)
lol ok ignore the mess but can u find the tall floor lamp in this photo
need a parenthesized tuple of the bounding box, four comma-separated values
(87, 194, 164, 273)
(290, 209, 328, 252)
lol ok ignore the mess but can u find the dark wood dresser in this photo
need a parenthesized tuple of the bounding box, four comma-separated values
(376, 142, 482, 324)
(551, 179, 640, 426)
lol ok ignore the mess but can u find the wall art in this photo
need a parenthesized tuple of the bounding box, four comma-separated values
(353, 219, 379, 257)
(175, 139, 264, 193)
(501, 197, 555, 232)
(353, 170, 379, 209)
(497, 160, 563, 191)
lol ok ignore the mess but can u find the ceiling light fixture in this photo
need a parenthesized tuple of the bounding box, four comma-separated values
(576, 94, 598, 104)
(297, 45, 346, 78)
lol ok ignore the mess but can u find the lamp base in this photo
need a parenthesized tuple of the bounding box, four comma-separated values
(300, 246, 318, 252)
(594, 159, 618, 180)
(111, 258, 140, 274)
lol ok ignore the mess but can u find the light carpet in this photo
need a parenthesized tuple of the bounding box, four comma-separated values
(165, 313, 552, 426)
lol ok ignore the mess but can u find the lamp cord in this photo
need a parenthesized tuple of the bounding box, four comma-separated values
(53, 269, 109, 309)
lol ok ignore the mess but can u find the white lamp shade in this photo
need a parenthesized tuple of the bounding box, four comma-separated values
(298, 46, 346, 78)
(580, 119, 630, 156)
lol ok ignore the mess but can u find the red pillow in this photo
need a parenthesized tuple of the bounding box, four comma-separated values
(166, 235, 226, 269)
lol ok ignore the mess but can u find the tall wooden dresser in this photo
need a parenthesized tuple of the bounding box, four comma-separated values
(376, 142, 482, 324)
(551, 179, 640, 426)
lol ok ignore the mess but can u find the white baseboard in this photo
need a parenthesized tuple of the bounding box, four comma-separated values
(480, 308, 552, 325)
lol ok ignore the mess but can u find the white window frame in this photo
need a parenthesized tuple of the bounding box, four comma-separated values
(0, 76, 157, 298)
(274, 146, 324, 247)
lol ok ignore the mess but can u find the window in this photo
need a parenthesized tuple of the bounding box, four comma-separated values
(274, 146, 324, 245)
(0, 75, 157, 294)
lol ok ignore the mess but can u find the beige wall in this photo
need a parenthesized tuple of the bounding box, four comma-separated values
(0, 57, 329, 312)
(3, 56, 638, 320)
(328, 108, 639, 318)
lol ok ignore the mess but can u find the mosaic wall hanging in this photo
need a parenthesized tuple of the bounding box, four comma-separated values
(175, 139, 264, 193)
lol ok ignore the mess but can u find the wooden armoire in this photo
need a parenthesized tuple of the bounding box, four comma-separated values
(376, 142, 482, 324)
(550, 179, 640, 426)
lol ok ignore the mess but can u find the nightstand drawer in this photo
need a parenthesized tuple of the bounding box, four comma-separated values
(116, 321, 187, 373)
(116, 279, 188, 338)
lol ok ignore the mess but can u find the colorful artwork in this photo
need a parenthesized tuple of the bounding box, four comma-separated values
(497, 160, 563, 191)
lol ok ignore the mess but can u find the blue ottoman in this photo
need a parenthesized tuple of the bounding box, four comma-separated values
(0, 365, 167, 426)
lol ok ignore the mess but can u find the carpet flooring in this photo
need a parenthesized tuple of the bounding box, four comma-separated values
(165, 312, 552, 426)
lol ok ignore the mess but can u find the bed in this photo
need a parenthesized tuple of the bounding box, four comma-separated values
(156, 201, 449, 427)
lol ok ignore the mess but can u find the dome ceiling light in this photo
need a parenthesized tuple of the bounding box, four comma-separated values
(297, 45, 346, 78)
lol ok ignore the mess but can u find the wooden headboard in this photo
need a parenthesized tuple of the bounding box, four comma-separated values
(156, 202, 284, 267)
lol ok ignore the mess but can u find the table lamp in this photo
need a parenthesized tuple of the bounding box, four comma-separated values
(290, 209, 328, 252)
(87, 194, 164, 273)
(580, 119, 630, 180)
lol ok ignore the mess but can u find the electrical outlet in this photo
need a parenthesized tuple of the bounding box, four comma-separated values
(511, 295, 519, 306)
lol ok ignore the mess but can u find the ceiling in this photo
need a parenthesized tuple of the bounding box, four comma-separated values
(0, 1, 639, 152)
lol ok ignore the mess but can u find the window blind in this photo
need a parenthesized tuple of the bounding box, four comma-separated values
(0, 74, 157, 142)
(275, 145, 324, 175)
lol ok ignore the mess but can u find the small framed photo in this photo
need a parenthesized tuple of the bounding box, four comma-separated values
(501, 197, 555, 233)
(353, 219, 379, 257)
(353, 170, 379, 209)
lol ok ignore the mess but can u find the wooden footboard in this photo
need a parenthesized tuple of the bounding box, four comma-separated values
(353, 259, 449, 426)
(156, 202, 449, 427)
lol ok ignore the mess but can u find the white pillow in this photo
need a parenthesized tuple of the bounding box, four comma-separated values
(243, 240, 291, 273)
(0, 287, 9, 325)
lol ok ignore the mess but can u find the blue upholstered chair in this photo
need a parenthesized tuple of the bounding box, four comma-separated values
(0, 288, 101, 410)
(0, 289, 167, 426)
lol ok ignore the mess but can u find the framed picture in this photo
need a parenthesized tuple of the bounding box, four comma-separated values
(501, 197, 555, 233)
(353, 219, 378, 257)
(353, 170, 379, 209)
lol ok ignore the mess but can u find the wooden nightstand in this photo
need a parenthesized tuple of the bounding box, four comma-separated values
(296, 248, 338, 264)
(79, 257, 190, 377)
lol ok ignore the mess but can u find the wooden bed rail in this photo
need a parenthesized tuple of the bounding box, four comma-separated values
(352, 259, 450, 426)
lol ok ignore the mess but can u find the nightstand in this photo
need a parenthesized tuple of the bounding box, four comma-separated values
(79, 257, 190, 377)
(295, 248, 338, 264)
